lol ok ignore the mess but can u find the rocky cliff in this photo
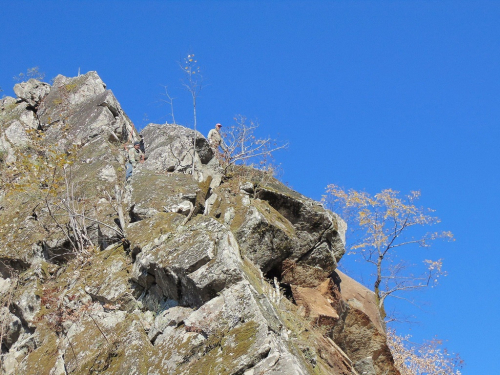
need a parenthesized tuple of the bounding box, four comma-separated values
(0, 72, 399, 375)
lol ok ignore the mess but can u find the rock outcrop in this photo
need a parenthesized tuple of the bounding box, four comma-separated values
(0, 72, 399, 374)
(13, 79, 51, 108)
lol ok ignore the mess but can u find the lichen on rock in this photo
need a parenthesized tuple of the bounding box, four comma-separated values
(0, 72, 399, 375)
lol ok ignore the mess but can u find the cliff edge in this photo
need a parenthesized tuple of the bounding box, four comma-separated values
(0, 72, 399, 375)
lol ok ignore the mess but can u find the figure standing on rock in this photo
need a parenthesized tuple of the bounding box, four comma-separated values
(126, 141, 145, 180)
(208, 123, 227, 162)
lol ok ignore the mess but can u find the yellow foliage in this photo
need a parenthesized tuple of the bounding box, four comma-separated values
(322, 184, 454, 318)
(387, 328, 463, 375)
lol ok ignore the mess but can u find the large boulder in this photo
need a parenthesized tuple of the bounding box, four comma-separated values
(141, 123, 213, 167)
(13, 79, 51, 108)
(139, 123, 223, 186)
(205, 167, 346, 287)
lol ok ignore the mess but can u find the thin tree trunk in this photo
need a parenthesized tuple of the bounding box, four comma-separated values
(192, 96, 197, 176)
(375, 254, 386, 319)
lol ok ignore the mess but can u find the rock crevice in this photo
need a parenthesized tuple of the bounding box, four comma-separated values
(0, 72, 399, 375)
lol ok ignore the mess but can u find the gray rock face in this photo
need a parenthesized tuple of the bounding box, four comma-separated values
(131, 214, 243, 307)
(128, 170, 201, 220)
(0, 72, 399, 375)
(37, 71, 137, 149)
(139, 123, 223, 187)
(148, 306, 192, 342)
(0, 133, 15, 164)
(11, 278, 41, 329)
(0, 97, 40, 162)
(0, 308, 22, 350)
(13, 79, 51, 108)
(141, 123, 213, 166)
(0, 72, 137, 274)
(205, 169, 346, 288)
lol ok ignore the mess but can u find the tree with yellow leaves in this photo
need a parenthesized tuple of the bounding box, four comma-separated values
(387, 328, 463, 375)
(323, 185, 454, 320)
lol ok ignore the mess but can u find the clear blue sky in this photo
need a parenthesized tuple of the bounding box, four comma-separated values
(1, 1, 499, 373)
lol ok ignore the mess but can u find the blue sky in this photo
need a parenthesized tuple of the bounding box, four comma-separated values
(1, 1, 499, 373)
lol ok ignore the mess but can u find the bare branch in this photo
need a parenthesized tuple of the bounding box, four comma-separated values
(160, 85, 176, 124)
(323, 185, 453, 319)
(221, 115, 288, 174)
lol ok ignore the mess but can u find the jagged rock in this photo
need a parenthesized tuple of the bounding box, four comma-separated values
(332, 270, 399, 375)
(0, 133, 15, 164)
(76, 244, 140, 311)
(0, 253, 33, 279)
(148, 280, 314, 375)
(0, 308, 22, 350)
(0, 277, 12, 295)
(148, 305, 192, 343)
(255, 184, 346, 268)
(291, 282, 339, 323)
(243, 338, 309, 375)
(287, 271, 400, 375)
(282, 259, 331, 287)
(1, 331, 36, 375)
(37, 71, 137, 149)
(0, 97, 39, 131)
(67, 138, 128, 248)
(11, 278, 41, 329)
(129, 170, 201, 221)
(354, 357, 377, 375)
(335, 270, 385, 332)
(4, 121, 30, 147)
(166, 200, 194, 215)
(141, 123, 213, 165)
(140, 123, 224, 186)
(0, 97, 39, 156)
(0, 195, 47, 271)
(13, 79, 51, 108)
(98, 164, 118, 182)
(206, 168, 345, 287)
(0, 72, 400, 375)
(131, 213, 243, 307)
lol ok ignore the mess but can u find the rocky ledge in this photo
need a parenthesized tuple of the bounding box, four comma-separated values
(0, 72, 399, 375)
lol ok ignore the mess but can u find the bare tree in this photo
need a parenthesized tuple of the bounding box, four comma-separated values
(180, 53, 203, 175)
(160, 85, 176, 124)
(3, 127, 125, 258)
(14, 66, 45, 82)
(221, 115, 288, 172)
(323, 186, 454, 320)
